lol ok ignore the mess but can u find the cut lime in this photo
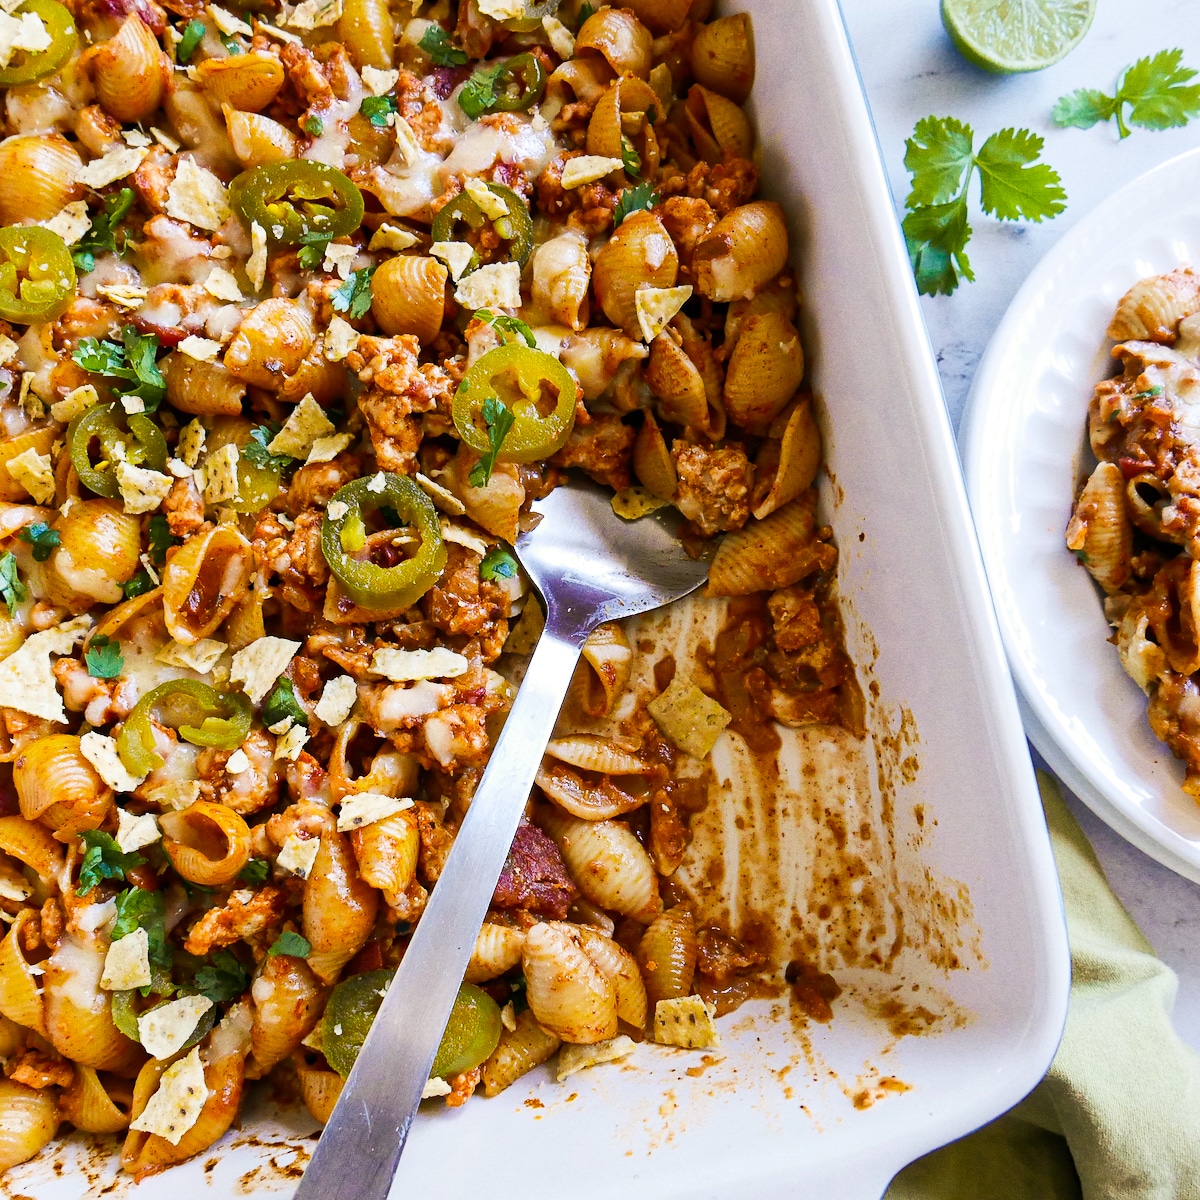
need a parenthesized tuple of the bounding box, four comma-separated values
(941, 0, 1097, 73)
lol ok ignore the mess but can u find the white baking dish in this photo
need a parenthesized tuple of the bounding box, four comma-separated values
(7, 2, 1069, 1197)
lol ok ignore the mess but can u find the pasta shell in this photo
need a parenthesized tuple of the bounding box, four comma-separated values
(0, 909, 46, 1035)
(522, 921, 617, 1044)
(618, 0, 691, 35)
(165, 81, 240, 176)
(14, 734, 112, 841)
(43, 932, 143, 1075)
(547, 58, 614, 109)
(684, 85, 753, 164)
(465, 923, 526, 983)
(303, 829, 379, 984)
(545, 735, 652, 776)
(0, 427, 58, 503)
(162, 524, 253, 645)
(224, 299, 316, 389)
(573, 924, 648, 1028)
(338, 0, 393, 69)
(480, 1008, 560, 1097)
(577, 622, 634, 718)
(586, 76, 661, 171)
(647, 329, 725, 438)
(723, 310, 804, 433)
(297, 1054, 343, 1124)
(540, 808, 661, 920)
(350, 808, 419, 897)
(632, 411, 678, 501)
(0, 1013, 20, 1056)
(44, 499, 142, 609)
(691, 12, 755, 104)
(751, 396, 821, 519)
(160, 800, 252, 887)
(249, 954, 325, 1076)
(225, 107, 299, 168)
(560, 328, 648, 402)
(636, 905, 697, 1007)
(370, 255, 448, 345)
(83, 14, 170, 124)
(1064, 461, 1132, 595)
(707, 492, 835, 597)
(536, 761, 648, 821)
(0, 133, 83, 224)
(593, 210, 679, 338)
(60, 1066, 131, 1134)
(1108, 268, 1200, 343)
(0, 814, 65, 880)
(0, 1078, 59, 1173)
(162, 352, 247, 417)
(576, 7, 653, 78)
(532, 230, 591, 331)
(195, 52, 284, 112)
(693, 201, 789, 303)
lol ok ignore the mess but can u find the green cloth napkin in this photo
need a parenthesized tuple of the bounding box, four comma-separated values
(886, 772, 1200, 1200)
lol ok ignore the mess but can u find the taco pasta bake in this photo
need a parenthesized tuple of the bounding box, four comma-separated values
(0, 0, 856, 1179)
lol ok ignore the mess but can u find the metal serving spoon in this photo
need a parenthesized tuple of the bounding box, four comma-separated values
(294, 475, 710, 1200)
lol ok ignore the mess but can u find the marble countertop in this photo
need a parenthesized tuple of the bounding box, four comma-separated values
(837, 0, 1200, 1049)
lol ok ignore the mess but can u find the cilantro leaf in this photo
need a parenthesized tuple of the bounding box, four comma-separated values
(297, 231, 331, 270)
(469, 396, 516, 488)
(176, 18, 206, 64)
(458, 64, 503, 120)
(901, 115, 1063, 296)
(974, 128, 1066, 222)
(577, 1, 595, 27)
(902, 114, 974, 208)
(331, 265, 376, 319)
(123, 569, 155, 599)
(612, 182, 659, 228)
(85, 634, 124, 679)
(360, 93, 398, 128)
(219, 32, 243, 54)
(72, 188, 135, 274)
(0, 552, 25, 617)
(480, 546, 518, 581)
(242, 425, 297, 473)
(474, 308, 535, 347)
(18, 521, 59, 562)
(77, 830, 145, 895)
(303, 114, 325, 136)
(71, 326, 166, 412)
(263, 677, 308, 730)
(419, 24, 467, 67)
(73, 336, 125, 376)
(192, 949, 250, 1004)
(269, 930, 312, 958)
(620, 135, 642, 180)
(238, 857, 270, 885)
(1053, 49, 1200, 139)
(147, 513, 178, 565)
(112, 886, 172, 971)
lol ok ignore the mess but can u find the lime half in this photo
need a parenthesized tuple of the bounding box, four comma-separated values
(941, 0, 1097, 73)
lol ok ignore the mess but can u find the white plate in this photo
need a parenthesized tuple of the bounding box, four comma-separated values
(962, 146, 1200, 883)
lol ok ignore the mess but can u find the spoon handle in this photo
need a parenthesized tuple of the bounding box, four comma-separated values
(294, 626, 584, 1200)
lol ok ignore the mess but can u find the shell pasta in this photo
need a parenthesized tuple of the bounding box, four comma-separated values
(0, 0, 863, 1179)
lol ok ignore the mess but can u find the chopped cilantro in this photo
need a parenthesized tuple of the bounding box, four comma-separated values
(1074, 549, 1090, 565)
(71, 326, 166, 412)
(85, 634, 124, 679)
(303, 114, 325, 136)
(263, 677, 308, 730)
(577, 1, 595, 27)
(238, 858, 270, 885)
(331, 265, 376, 319)
(297, 230, 331, 270)
(112, 886, 172, 971)
(219, 32, 243, 54)
(474, 308, 535, 348)
(242, 424, 297, 474)
(612, 181, 659, 228)
(419, 24, 467, 67)
(77, 830, 145, 895)
(147, 513, 178, 565)
(480, 545, 518, 581)
(0, 552, 25, 617)
(192, 949, 250, 1004)
(269, 931, 312, 958)
(176, 18, 206, 64)
(122, 569, 155, 599)
(72, 188, 134, 275)
(360, 93, 398, 128)
(458, 63, 503, 120)
(1134, 385, 1165, 399)
(468, 396, 515, 488)
(620, 135, 641, 179)
(17, 521, 59, 562)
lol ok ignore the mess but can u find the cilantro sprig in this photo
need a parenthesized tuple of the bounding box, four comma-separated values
(613, 182, 659, 228)
(269, 931, 312, 958)
(303, 114, 325, 136)
(242, 425, 297, 474)
(72, 326, 166, 412)
(474, 308, 535, 347)
(360, 93, 398, 128)
(263, 677, 307, 730)
(192, 949, 249, 1003)
(458, 64, 503, 120)
(77, 830, 145, 895)
(18, 522, 59, 562)
(123, 569, 155, 599)
(147, 513, 178, 565)
(298, 231, 331, 270)
(901, 116, 1066, 297)
(238, 858, 270, 885)
(331, 266, 376, 319)
(1053, 49, 1200, 139)
(72, 188, 134, 275)
(176, 17, 206, 63)
(0, 552, 25, 617)
(112, 886, 173, 973)
(469, 397, 515, 488)
(85, 634, 124, 679)
(419, 25, 467, 67)
(620, 136, 641, 180)
(480, 546, 518, 581)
